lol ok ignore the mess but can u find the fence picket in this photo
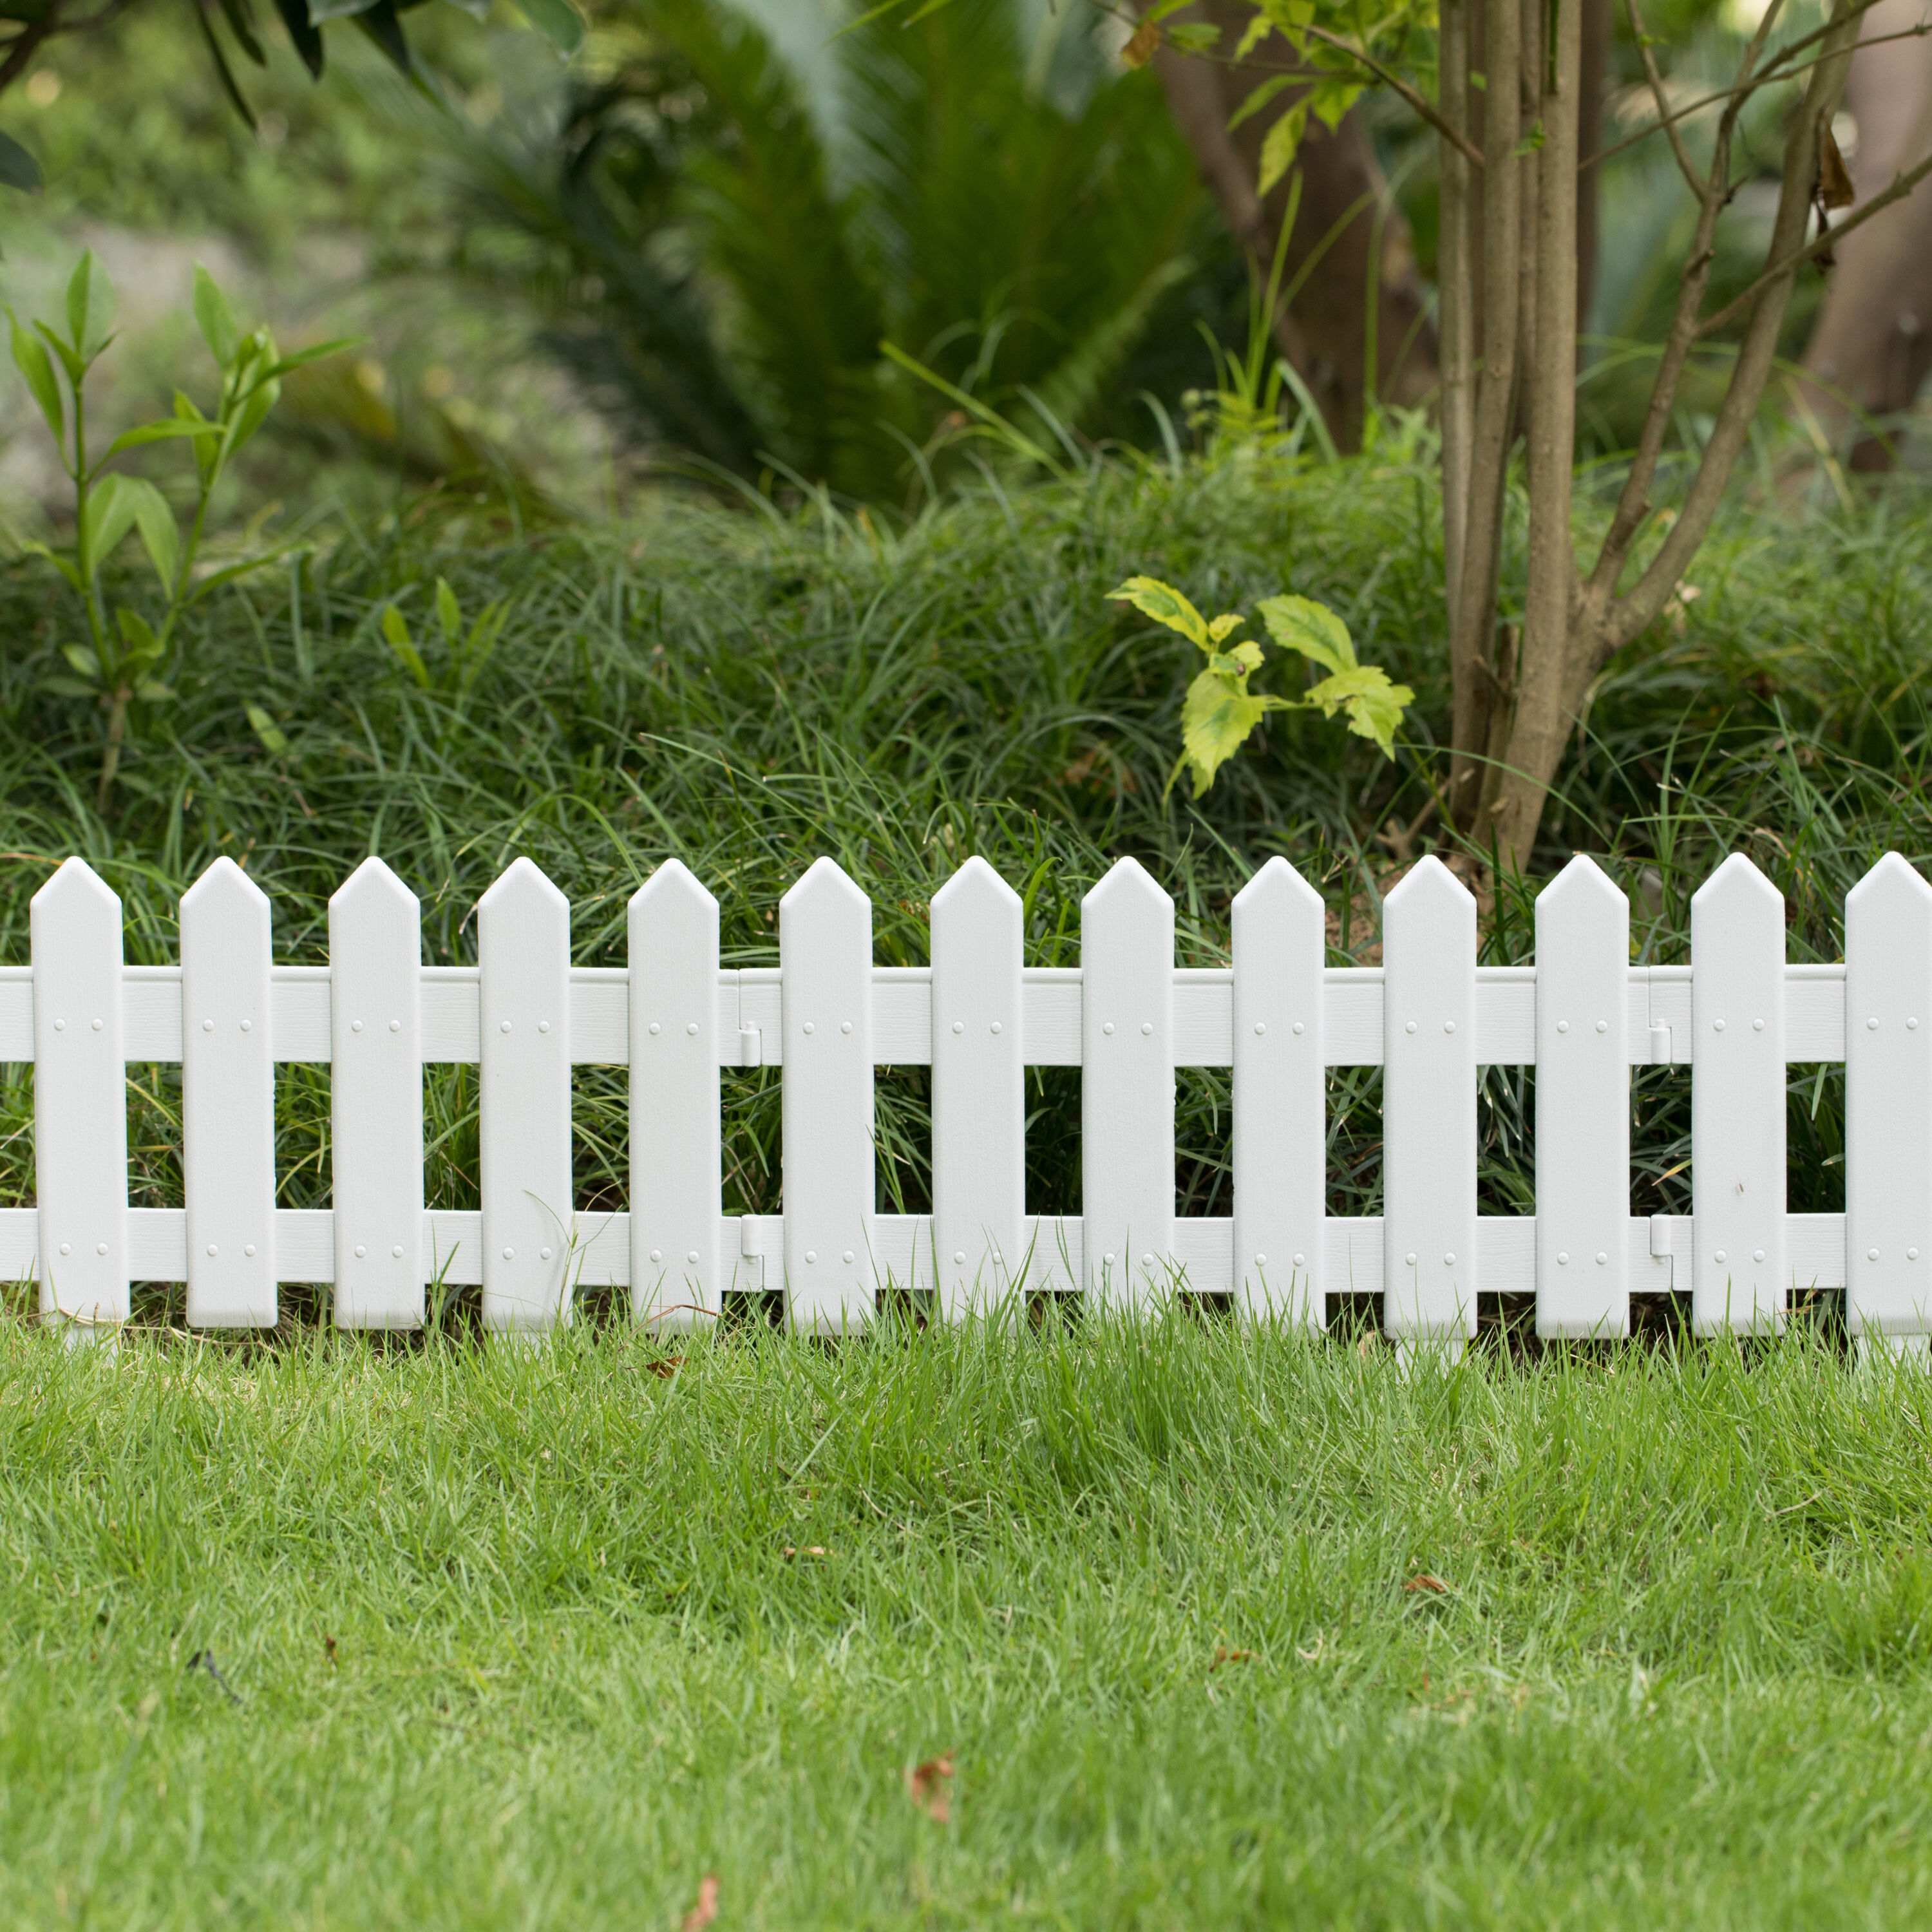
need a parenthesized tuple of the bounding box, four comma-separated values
(1846, 853, 1932, 1348)
(1232, 857, 1325, 1323)
(931, 856, 1024, 1316)
(782, 858, 874, 1331)
(329, 857, 424, 1328)
(1690, 853, 1786, 1333)
(1082, 858, 1174, 1310)
(182, 858, 276, 1327)
(1383, 857, 1477, 1349)
(479, 858, 573, 1333)
(629, 860, 722, 1327)
(32, 859, 127, 1332)
(1535, 855, 1631, 1338)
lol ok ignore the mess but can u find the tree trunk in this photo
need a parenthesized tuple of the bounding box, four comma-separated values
(1148, 0, 1438, 449)
(1793, 0, 1932, 468)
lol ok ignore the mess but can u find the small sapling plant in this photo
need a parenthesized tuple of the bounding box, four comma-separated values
(9, 251, 350, 807)
(1107, 575, 1414, 797)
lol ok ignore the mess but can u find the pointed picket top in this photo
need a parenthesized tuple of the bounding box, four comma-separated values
(32, 855, 120, 925)
(1692, 849, 1782, 922)
(1233, 853, 1324, 923)
(330, 853, 419, 922)
(1084, 854, 1170, 923)
(1538, 851, 1624, 914)
(479, 853, 569, 923)
(933, 853, 1021, 922)
(782, 854, 869, 922)
(1848, 850, 1932, 923)
(630, 855, 718, 922)
(182, 853, 269, 924)
(1384, 852, 1475, 923)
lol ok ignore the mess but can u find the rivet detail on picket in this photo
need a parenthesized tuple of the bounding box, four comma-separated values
(1846, 852, 1932, 1352)
(182, 857, 276, 1327)
(1535, 855, 1630, 1338)
(931, 857, 1023, 1316)
(1081, 858, 1174, 1309)
(328, 857, 424, 1329)
(1690, 853, 1786, 1333)
(1233, 857, 1324, 1324)
(32, 858, 128, 1333)
(629, 860, 722, 1329)
(781, 858, 874, 1331)
(480, 858, 573, 1334)
(1383, 857, 1477, 1347)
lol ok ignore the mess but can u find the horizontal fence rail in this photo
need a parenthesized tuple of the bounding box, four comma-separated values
(8, 848, 1932, 1356)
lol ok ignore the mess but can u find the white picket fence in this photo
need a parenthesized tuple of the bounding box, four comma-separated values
(8, 846, 1932, 1354)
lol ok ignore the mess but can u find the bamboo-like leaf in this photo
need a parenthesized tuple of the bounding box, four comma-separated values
(83, 473, 141, 566)
(194, 265, 242, 369)
(65, 251, 114, 360)
(8, 308, 63, 448)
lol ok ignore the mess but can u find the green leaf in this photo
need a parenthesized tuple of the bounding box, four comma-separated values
(1233, 11, 1273, 59)
(228, 365, 281, 458)
(435, 576, 461, 647)
(1205, 612, 1246, 645)
(193, 265, 242, 370)
(100, 419, 213, 461)
(118, 477, 180, 592)
(0, 127, 41, 194)
(217, 0, 268, 66)
(61, 643, 102, 683)
(1229, 73, 1294, 134)
(258, 336, 360, 381)
(1303, 665, 1415, 759)
(64, 250, 113, 361)
(1179, 668, 1270, 798)
(246, 703, 288, 753)
(83, 473, 141, 567)
(41, 675, 100, 699)
(116, 604, 162, 672)
(136, 679, 175, 703)
(1258, 102, 1309, 196)
(382, 604, 431, 688)
(1106, 574, 1209, 649)
(1513, 120, 1546, 156)
(21, 538, 84, 594)
(1167, 21, 1220, 50)
(1257, 594, 1358, 677)
(458, 598, 511, 692)
(516, 0, 585, 57)
(8, 308, 62, 447)
(34, 321, 83, 388)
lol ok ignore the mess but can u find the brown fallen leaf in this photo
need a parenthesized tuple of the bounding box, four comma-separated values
(782, 1546, 827, 1558)
(681, 1873, 719, 1931)
(1121, 17, 1160, 68)
(904, 1752, 955, 1822)
(1404, 1573, 1450, 1595)
(323, 1633, 337, 1668)
(1211, 1646, 1255, 1670)
(647, 1356, 685, 1379)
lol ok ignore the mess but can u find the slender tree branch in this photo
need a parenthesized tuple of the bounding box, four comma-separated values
(1295, 23, 1486, 167)
(0, 3, 66, 92)
(1624, 0, 1706, 200)
(1603, 1, 1862, 651)
(1694, 149, 1932, 339)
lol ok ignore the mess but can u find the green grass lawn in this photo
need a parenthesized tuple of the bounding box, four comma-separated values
(4, 1318, 1931, 1928)
(5, 446, 1932, 1922)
